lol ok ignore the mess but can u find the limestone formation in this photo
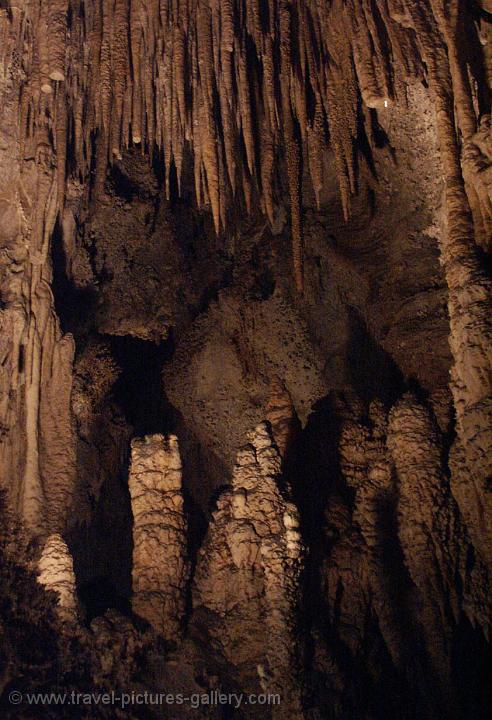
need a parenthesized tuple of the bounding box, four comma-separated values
(387, 395, 492, 694)
(0, 0, 483, 294)
(265, 377, 299, 460)
(338, 401, 407, 669)
(128, 434, 189, 640)
(325, 395, 492, 713)
(1, 1, 490, 503)
(0, 2, 491, 718)
(193, 422, 304, 718)
(0, 4, 76, 538)
(37, 533, 78, 622)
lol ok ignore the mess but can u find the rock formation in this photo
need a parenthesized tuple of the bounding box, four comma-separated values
(317, 393, 492, 716)
(37, 533, 78, 623)
(0, 1, 76, 539)
(128, 434, 188, 640)
(388, 395, 492, 646)
(337, 401, 405, 670)
(265, 377, 299, 461)
(193, 422, 304, 717)
(0, 1, 491, 718)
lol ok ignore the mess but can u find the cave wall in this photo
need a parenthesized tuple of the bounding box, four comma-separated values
(0, 1, 491, 719)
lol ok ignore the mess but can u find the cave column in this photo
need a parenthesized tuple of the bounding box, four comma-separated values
(128, 434, 189, 639)
(0, 5, 76, 538)
(398, 2, 492, 560)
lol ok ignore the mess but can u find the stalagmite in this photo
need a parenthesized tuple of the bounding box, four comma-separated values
(37, 534, 78, 623)
(388, 394, 492, 681)
(387, 395, 457, 691)
(338, 401, 407, 670)
(193, 423, 304, 718)
(128, 434, 189, 639)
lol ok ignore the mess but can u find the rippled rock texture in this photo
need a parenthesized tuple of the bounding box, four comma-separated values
(0, 2, 491, 719)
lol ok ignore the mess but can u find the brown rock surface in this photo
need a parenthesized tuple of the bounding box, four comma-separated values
(37, 533, 78, 623)
(193, 422, 304, 717)
(129, 434, 189, 640)
(0, 2, 491, 718)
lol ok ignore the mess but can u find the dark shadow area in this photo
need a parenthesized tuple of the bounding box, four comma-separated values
(452, 616, 492, 720)
(50, 218, 98, 340)
(287, 393, 348, 714)
(78, 577, 132, 623)
(67, 456, 134, 622)
(108, 334, 176, 437)
(347, 306, 405, 407)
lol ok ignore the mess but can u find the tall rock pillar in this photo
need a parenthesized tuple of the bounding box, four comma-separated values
(129, 434, 189, 640)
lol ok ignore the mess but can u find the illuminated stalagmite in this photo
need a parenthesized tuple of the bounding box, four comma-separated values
(37, 533, 78, 622)
(193, 423, 304, 718)
(128, 434, 188, 639)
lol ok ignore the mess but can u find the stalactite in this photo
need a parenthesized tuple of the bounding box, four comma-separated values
(48, 0, 68, 82)
(237, 41, 256, 177)
(197, 1, 214, 106)
(10, 0, 492, 299)
(219, 78, 236, 194)
(262, 35, 278, 131)
(54, 89, 67, 211)
(86, 0, 103, 151)
(428, 0, 478, 141)
(200, 93, 221, 233)
(279, 1, 303, 292)
(173, 24, 186, 132)
(307, 96, 325, 209)
(322, 4, 358, 220)
(130, 0, 143, 144)
(39, 1, 52, 94)
(110, 0, 129, 160)
(260, 115, 275, 226)
(221, 0, 234, 53)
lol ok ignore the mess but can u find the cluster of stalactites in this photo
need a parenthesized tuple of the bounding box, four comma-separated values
(17, 1, 428, 288)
